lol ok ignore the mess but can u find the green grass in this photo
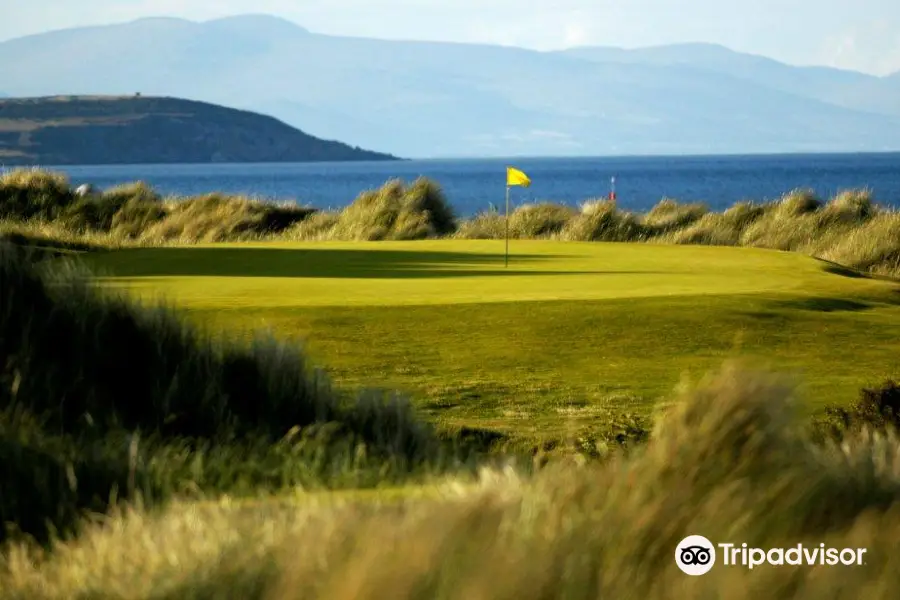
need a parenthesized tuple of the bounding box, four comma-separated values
(81, 240, 900, 444)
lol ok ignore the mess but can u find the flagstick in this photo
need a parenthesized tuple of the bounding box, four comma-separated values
(504, 184, 510, 268)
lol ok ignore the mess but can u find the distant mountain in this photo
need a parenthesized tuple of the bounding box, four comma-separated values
(557, 43, 900, 119)
(1, 15, 899, 157)
(0, 95, 398, 165)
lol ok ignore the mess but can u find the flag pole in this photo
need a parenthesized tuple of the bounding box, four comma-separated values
(505, 184, 510, 268)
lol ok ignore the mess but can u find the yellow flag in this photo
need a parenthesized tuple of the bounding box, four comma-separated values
(506, 166, 531, 187)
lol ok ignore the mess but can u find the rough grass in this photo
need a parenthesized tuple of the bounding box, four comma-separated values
(4, 362, 900, 598)
(286, 177, 456, 241)
(3, 168, 899, 277)
(0, 244, 496, 545)
(1, 169, 316, 246)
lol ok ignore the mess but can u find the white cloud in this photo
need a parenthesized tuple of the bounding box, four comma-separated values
(819, 20, 900, 75)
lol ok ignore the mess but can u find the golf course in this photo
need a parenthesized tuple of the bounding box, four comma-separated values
(4, 169, 900, 598)
(83, 239, 900, 444)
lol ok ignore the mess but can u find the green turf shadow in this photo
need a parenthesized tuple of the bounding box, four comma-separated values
(85, 247, 667, 280)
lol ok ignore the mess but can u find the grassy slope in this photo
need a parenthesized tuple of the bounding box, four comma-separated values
(0, 95, 398, 164)
(82, 240, 900, 443)
(6, 363, 900, 600)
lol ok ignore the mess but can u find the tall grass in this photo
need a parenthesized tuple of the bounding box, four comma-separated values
(2, 168, 898, 277)
(286, 177, 456, 241)
(3, 362, 900, 598)
(0, 244, 494, 545)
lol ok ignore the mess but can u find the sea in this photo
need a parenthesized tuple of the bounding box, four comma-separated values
(13, 153, 900, 217)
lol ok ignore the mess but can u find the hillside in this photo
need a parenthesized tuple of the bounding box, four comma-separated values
(1, 15, 900, 157)
(555, 43, 900, 119)
(0, 95, 398, 165)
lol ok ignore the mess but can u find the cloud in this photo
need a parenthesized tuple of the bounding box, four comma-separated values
(819, 20, 900, 75)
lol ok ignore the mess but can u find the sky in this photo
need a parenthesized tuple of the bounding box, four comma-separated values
(3, 0, 900, 76)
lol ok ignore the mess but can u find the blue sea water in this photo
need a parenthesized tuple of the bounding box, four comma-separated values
(15, 153, 900, 217)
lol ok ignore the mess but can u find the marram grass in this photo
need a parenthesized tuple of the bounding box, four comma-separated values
(4, 363, 900, 599)
(2, 169, 900, 278)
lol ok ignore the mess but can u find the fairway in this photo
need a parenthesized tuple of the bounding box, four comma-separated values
(83, 240, 900, 443)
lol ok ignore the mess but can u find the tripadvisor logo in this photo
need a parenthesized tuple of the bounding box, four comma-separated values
(676, 535, 716, 576)
(675, 535, 867, 575)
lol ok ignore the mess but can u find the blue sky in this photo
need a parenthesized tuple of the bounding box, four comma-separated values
(3, 0, 899, 75)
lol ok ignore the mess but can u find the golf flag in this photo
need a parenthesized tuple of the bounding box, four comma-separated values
(506, 166, 531, 187)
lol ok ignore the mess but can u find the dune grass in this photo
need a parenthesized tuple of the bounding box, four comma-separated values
(78, 240, 900, 445)
(3, 168, 900, 279)
(4, 362, 900, 599)
(0, 243, 502, 546)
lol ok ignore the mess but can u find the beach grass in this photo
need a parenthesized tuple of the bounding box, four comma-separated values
(5, 362, 900, 599)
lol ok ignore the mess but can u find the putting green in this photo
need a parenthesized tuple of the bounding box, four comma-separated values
(83, 241, 900, 442)
(88, 240, 895, 309)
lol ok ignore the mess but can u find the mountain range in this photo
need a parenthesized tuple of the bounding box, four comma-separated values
(1, 14, 899, 158)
